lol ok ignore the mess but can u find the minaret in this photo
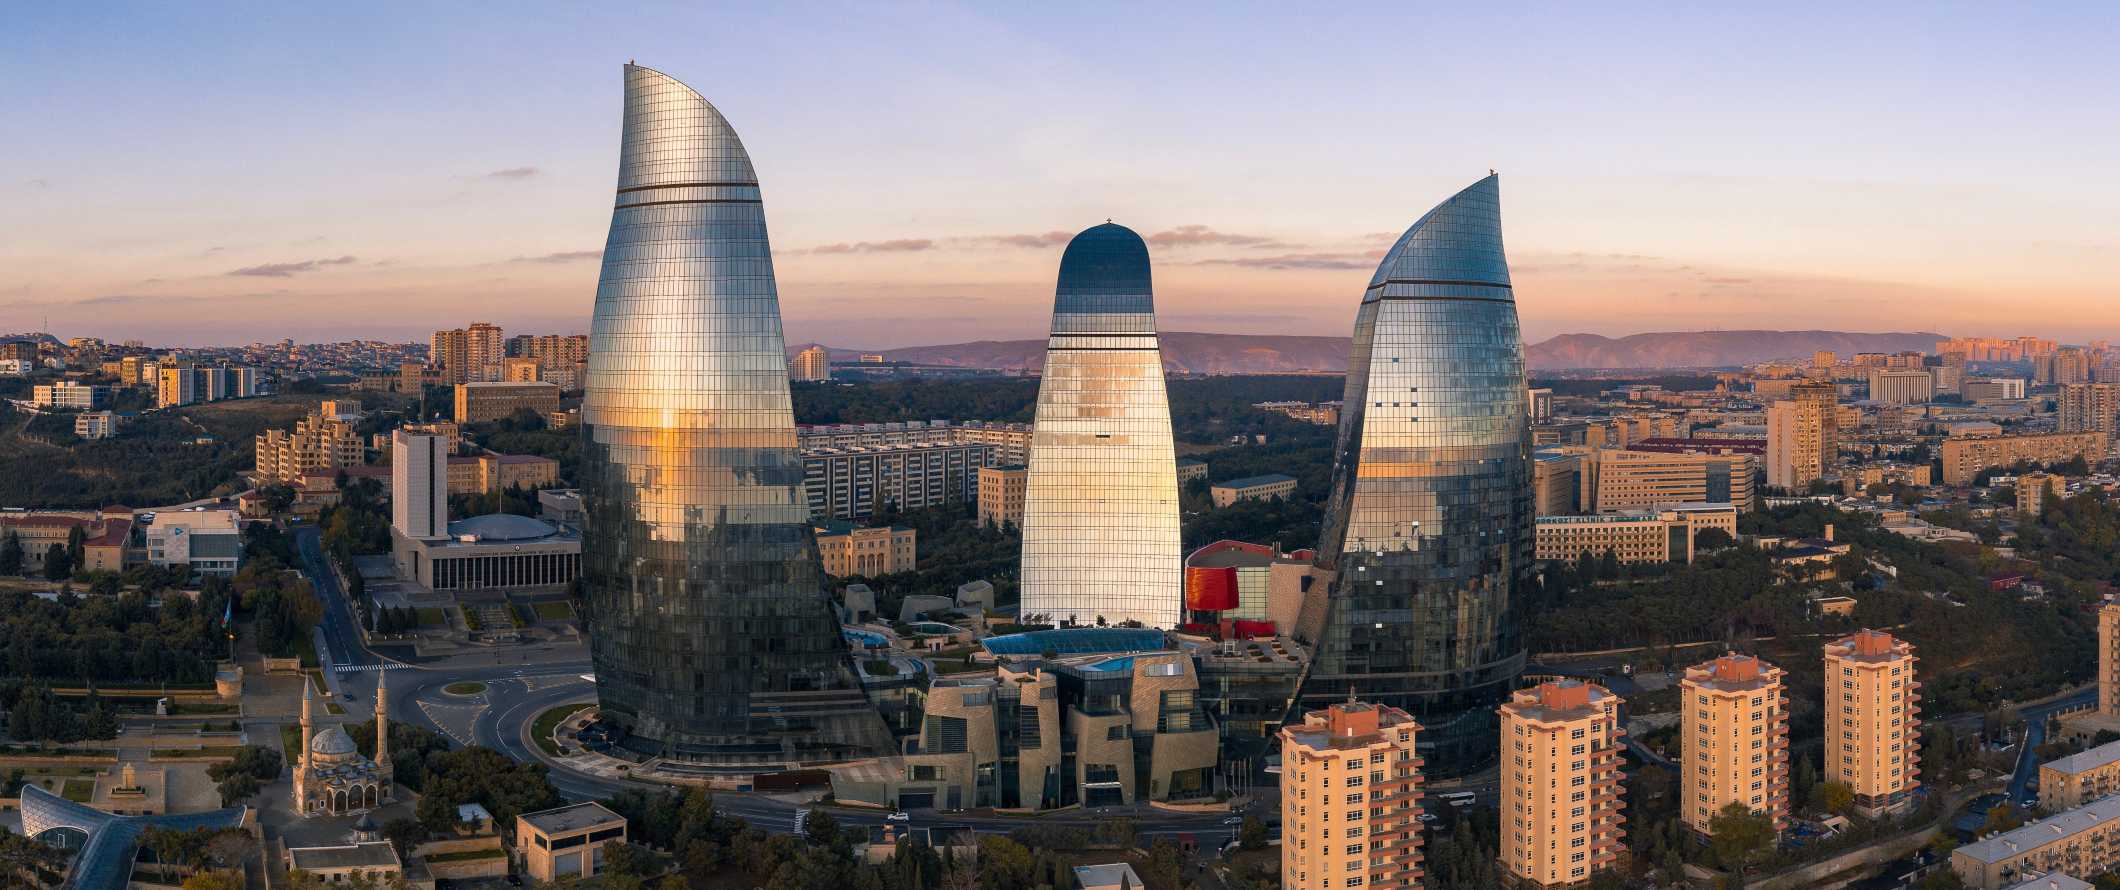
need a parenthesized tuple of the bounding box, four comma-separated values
(374, 672, 392, 789)
(295, 680, 314, 812)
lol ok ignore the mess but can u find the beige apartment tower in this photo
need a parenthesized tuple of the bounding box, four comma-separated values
(1679, 654, 1790, 837)
(2059, 383, 2120, 441)
(1281, 702, 1425, 890)
(1498, 681, 1628, 888)
(1767, 382, 1838, 491)
(789, 345, 832, 382)
(1823, 630, 1921, 817)
(2101, 600, 2120, 718)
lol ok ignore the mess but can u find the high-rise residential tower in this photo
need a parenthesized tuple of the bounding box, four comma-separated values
(579, 64, 889, 763)
(1499, 680, 1628, 887)
(1018, 223, 1183, 629)
(1279, 701, 1425, 890)
(1679, 653, 1790, 837)
(1823, 630, 1921, 817)
(1294, 175, 1533, 769)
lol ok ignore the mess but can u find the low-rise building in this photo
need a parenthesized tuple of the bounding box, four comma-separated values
(1954, 796, 2120, 889)
(143, 509, 243, 576)
(814, 521, 916, 577)
(977, 464, 1028, 529)
(1075, 862, 1148, 890)
(1499, 681, 1628, 888)
(1280, 700, 1423, 890)
(454, 381, 560, 423)
(2040, 739, 2120, 813)
(1184, 539, 1313, 627)
(2019, 472, 2066, 516)
(1590, 446, 1757, 513)
(518, 802, 627, 884)
(286, 842, 402, 885)
(1210, 473, 1298, 507)
(1534, 503, 1738, 565)
(445, 452, 561, 495)
(830, 653, 1217, 812)
(1176, 458, 1208, 483)
(391, 513, 580, 591)
(73, 410, 128, 439)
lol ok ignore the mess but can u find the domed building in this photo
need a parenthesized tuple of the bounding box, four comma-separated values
(293, 674, 394, 817)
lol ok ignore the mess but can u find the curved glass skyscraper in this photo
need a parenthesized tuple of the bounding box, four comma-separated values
(1018, 224, 1184, 629)
(580, 64, 889, 764)
(1296, 175, 1532, 770)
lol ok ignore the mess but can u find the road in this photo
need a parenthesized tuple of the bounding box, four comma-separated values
(2007, 687, 2097, 806)
(288, 526, 1246, 843)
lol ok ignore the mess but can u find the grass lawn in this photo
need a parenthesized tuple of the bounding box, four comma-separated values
(61, 778, 94, 802)
(296, 635, 319, 668)
(530, 703, 594, 758)
(169, 702, 239, 715)
(444, 681, 488, 696)
(279, 724, 302, 766)
(416, 607, 446, 626)
(424, 848, 507, 863)
(325, 703, 346, 716)
(531, 601, 573, 620)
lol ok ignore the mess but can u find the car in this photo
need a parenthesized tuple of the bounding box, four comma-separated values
(343, 693, 356, 701)
(885, 811, 911, 823)
(1417, 812, 1439, 824)
(1221, 816, 1245, 825)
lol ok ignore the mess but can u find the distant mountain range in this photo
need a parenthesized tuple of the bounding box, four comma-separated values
(794, 329, 1949, 373)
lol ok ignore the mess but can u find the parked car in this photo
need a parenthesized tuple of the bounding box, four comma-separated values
(886, 811, 911, 823)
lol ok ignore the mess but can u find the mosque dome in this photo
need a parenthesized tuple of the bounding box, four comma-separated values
(310, 725, 359, 758)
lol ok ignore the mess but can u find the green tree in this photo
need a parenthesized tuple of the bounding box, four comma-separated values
(802, 807, 841, 850)
(1707, 803, 1774, 874)
(43, 543, 70, 580)
(1239, 815, 1268, 850)
(65, 526, 85, 575)
(975, 836, 1036, 890)
(1812, 780, 1855, 815)
(0, 531, 22, 575)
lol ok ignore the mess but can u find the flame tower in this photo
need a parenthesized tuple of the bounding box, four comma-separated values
(580, 64, 889, 763)
(1295, 175, 1532, 770)
(1018, 224, 1184, 629)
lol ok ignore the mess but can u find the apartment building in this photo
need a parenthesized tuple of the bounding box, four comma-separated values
(1953, 796, 2120, 889)
(1939, 433, 2105, 485)
(2099, 601, 2120, 719)
(256, 407, 365, 483)
(1280, 701, 1424, 890)
(1962, 378, 2028, 401)
(1498, 681, 1628, 888)
(2040, 738, 2120, 813)
(1534, 504, 1738, 565)
(31, 380, 106, 409)
(2018, 473, 2065, 516)
(1767, 382, 1839, 491)
(802, 439, 999, 521)
(432, 323, 505, 384)
(1866, 369, 1935, 405)
(1589, 447, 1757, 513)
(454, 381, 561, 423)
(813, 521, 916, 578)
(789, 345, 832, 382)
(1679, 654, 1790, 838)
(2059, 383, 2120, 441)
(1823, 630, 1921, 817)
(977, 464, 1028, 528)
(798, 420, 1034, 465)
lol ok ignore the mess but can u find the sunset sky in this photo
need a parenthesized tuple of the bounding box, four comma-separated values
(3, 4, 2116, 348)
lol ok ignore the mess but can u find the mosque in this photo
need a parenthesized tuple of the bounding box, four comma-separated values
(293, 673, 394, 816)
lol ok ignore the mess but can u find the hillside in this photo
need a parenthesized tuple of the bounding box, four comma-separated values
(793, 329, 1950, 373)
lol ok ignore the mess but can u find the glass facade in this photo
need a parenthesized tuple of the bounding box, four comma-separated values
(580, 64, 889, 764)
(1018, 224, 1184, 629)
(1297, 175, 1532, 772)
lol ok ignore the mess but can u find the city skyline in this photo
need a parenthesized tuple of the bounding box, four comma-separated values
(7, 5, 2120, 347)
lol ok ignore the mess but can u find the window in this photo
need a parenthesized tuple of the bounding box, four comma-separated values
(1345, 844, 1365, 854)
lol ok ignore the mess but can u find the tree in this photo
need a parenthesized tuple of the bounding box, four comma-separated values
(181, 872, 245, 890)
(1694, 527, 1736, 551)
(1812, 780, 1855, 815)
(0, 531, 22, 575)
(602, 841, 653, 878)
(43, 543, 69, 580)
(65, 526, 85, 575)
(1916, 868, 1969, 890)
(1238, 815, 1268, 850)
(974, 836, 1036, 890)
(1707, 803, 1775, 874)
(802, 806, 841, 850)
